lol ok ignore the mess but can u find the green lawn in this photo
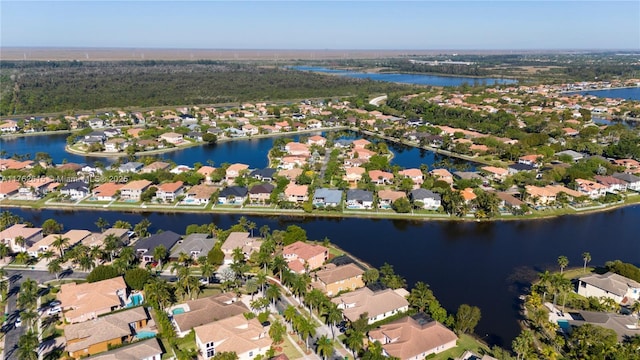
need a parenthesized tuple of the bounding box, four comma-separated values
(430, 334, 490, 360)
(277, 332, 305, 359)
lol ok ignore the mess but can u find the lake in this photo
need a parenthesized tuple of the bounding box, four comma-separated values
(5, 205, 640, 348)
(568, 86, 640, 101)
(290, 66, 517, 87)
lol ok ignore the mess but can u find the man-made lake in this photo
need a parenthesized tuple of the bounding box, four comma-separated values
(0, 131, 473, 171)
(569, 86, 640, 101)
(291, 66, 517, 87)
(6, 206, 640, 348)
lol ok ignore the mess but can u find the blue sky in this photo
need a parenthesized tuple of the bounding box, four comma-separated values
(1, 1, 639, 50)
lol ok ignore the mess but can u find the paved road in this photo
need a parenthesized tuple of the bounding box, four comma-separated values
(2, 269, 87, 360)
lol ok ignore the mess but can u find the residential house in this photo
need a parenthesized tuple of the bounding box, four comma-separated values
(170, 165, 192, 174)
(350, 148, 376, 161)
(183, 184, 217, 205)
(313, 188, 343, 207)
(565, 310, 640, 342)
(575, 178, 608, 199)
(480, 166, 509, 183)
(460, 188, 477, 203)
(332, 287, 409, 324)
(27, 229, 91, 257)
(556, 150, 584, 162)
(343, 167, 366, 185)
(368, 316, 458, 360)
(0, 224, 43, 253)
(495, 191, 525, 209)
(155, 181, 184, 202)
(104, 138, 128, 152)
(169, 233, 213, 261)
(60, 181, 89, 200)
(0, 180, 21, 199)
(91, 183, 123, 201)
(242, 124, 259, 135)
(225, 163, 249, 183)
(368, 170, 394, 185)
(141, 161, 172, 174)
(278, 168, 303, 181)
(352, 139, 371, 149)
(577, 272, 640, 304)
(19, 177, 55, 199)
(134, 231, 181, 262)
(82, 228, 131, 248)
(307, 135, 327, 147)
(249, 183, 275, 204)
(507, 163, 536, 175)
(346, 189, 374, 209)
(524, 185, 583, 206)
(160, 132, 184, 145)
(429, 169, 454, 184)
(64, 306, 149, 358)
(282, 241, 329, 273)
(612, 158, 640, 172)
(218, 186, 248, 205)
(250, 168, 277, 182)
(195, 314, 272, 360)
(612, 172, 640, 191)
(398, 169, 424, 188)
(220, 232, 262, 265)
(197, 166, 216, 184)
(279, 156, 308, 170)
(89, 338, 163, 360)
(57, 277, 128, 323)
(118, 162, 144, 173)
(409, 189, 441, 210)
(284, 183, 308, 203)
(594, 175, 627, 192)
(312, 263, 365, 297)
(120, 180, 152, 201)
(378, 190, 406, 209)
(171, 294, 248, 337)
(0, 120, 19, 133)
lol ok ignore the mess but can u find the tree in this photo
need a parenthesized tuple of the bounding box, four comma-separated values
(557, 255, 569, 274)
(52, 235, 70, 257)
(17, 279, 38, 311)
(283, 225, 307, 245)
(203, 132, 217, 144)
(207, 244, 225, 266)
(86, 265, 120, 282)
(134, 218, 151, 238)
(345, 328, 365, 359)
(582, 252, 591, 273)
(200, 261, 215, 283)
(265, 284, 281, 306)
(323, 302, 343, 339)
(113, 220, 132, 229)
(17, 330, 39, 360)
(512, 330, 533, 360)
(455, 304, 481, 334)
(125, 268, 152, 290)
(153, 245, 168, 269)
(408, 281, 435, 312)
(297, 316, 317, 350)
(269, 319, 286, 344)
(391, 197, 411, 213)
(47, 258, 63, 281)
(41, 218, 63, 235)
(211, 352, 239, 360)
(95, 217, 110, 232)
(271, 255, 288, 281)
(362, 268, 379, 285)
(316, 335, 334, 360)
(144, 279, 173, 311)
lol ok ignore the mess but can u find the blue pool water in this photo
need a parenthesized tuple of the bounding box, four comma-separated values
(172, 308, 185, 315)
(135, 331, 157, 339)
(127, 293, 143, 307)
(557, 319, 571, 333)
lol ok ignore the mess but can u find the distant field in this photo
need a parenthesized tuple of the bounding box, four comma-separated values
(0, 47, 563, 61)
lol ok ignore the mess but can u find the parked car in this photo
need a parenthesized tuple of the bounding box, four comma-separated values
(199, 277, 209, 285)
(15, 317, 21, 327)
(49, 300, 61, 307)
(48, 306, 62, 316)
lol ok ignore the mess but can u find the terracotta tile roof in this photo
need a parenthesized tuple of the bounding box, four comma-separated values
(89, 338, 162, 360)
(227, 163, 249, 173)
(194, 314, 271, 355)
(283, 241, 328, 262)
(398, 168, 423, 178)
(378, 190, 406, 202)
(173, 294, 248, 333)
(284, 183, 308, 197)
(58, 277, 126, 323)
(122, 180, 152, 191)
(460, 188, 477, 202)
(157, 181, 184, 193)
(368, 170, 394, 181)
(0, 180, 21, 194)
(332, 287, 409, 322)
(197, 166, 216, 176)
(480, 166, 509, 176)
(92, 182, 123, 198)
(315, 263, 364, 285)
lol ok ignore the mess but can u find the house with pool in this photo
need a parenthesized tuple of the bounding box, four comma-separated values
(170, 293, 249, 337)
(57, 276, 128, 324)
(577, 272, 640, 304)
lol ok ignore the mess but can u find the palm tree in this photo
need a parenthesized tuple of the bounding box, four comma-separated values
(95, 217, 110, 232)
(232, 247, 245, 264)
(271, 255, 288, 280)
(269, 319, 286, 344)
(283, 305, 297, 330)
(52, 235, 70, 257)
(134, 218, 151, 238)
(40, 250, 55, 263)
(316, 335, 334, 360)
(256, 250, 272, 273)
(582, 252, 591, 273)
(255, 271, 267, 295)
(17, 330, 39, 360)
(0, 243, 10, 260)
(292, 274, 310, 301)
(323, 302, 343, 339)
(48, 258, 63, 280)
(144, 279, 172, 311)
(245, 278, 258, 299)
(177, 252, 193, 267)
(154, 245, 168, 269)
(15, 251, 30, 265)
(20, 309, 37, 330)
(631, 301, 640, 326)
(407, 281, 435, 312)
(103, 234, 121, 262)
(512, 330, 533, 360)
(304, 288, 325, 316)
(17, 279, 38, 310)
(247, 221, 257, 238)
(537, 270, 552, 303)
(14, 235, 26, 251)
(259, 224, 270, 238)
(265, 284, 281, 306)
(297, 316, 317, 351)
(200, 261, 214, 283)
(119, 247, 136, 267)
(557, 256, 569, 274)
(345, 329, 364, 359)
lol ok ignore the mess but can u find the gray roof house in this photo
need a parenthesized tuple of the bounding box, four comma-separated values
(577, 272, 640, 304)
(250, 168, 277, 182)
(134, 231, 182, 262)
(118, 162, 144, 173)
(346, 189, 374, 209)
(612, 172, 640, 191)
(556, 150, 585, 162)
(313, 188, 343, 207)
(409, 189, 441, 210)
(169, 233, 214, 260)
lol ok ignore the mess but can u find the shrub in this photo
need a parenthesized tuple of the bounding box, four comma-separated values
(86, 265, 119, 283)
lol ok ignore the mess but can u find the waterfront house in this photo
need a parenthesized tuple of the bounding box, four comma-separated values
(409, 189, 442, 210)
(575, 178, 608, 199)
(195, 313, 272, 360)
(27, 229, 91, 257)
(197, 166, 216, 184)
(82, 228, 131, 248)
(160, 132, 184, 145)
(171, 294, 248, 337)
(282, 241, 329, 273)
(352, 139, 371, 149)
(0, 224, 43, 253)
(429, 169, 454, 184)
(57, 276, 128, 324)
(91, 182, 123, 201)
(249, 183, 275, 204)
(19, 177, 55, 200)
(332, 287, 409, 324)
(134, 231, 181, 262)
(368, 170, 394, 185)
(250, 168, 277, 182)
(60, 181, 89, 200)
(346, 189, 374, 209)
(0, 180, 21, 199)
(308, 135, 327, 147)
(507, 163, 536, 175)
(104, 138, 128, 152)
(565, 310, 640, 342)
(64, 306, 149, 359)
(118, 162, 144, 173)
(0, 120, 19, 133)
(155, 181, 184, 202)
(312, 263, 365, 297)
(612, 172, 640, 191)
(141, 161, 172, 174)
(524, 185, 583, 206)
(88, 338, 163, 360)
(183, 184, 217, 205)
(349, 148, 376, 161)
(518, 154, 542, 167)
(284, 183, 308, 203)
(398, 168, 424, 187)
(594, 175, 628, 193)
(480, 166, 509, 183)
(313, 188, 343, 207)
(378, 190, 406, 209)
(242, 124, 259, 135)
(220, 232, 262, 265)
(225, 163, 249, 183)
(218, 186, 248, 205)
(577, 272, 640, 304)
(169, 233, 213, 261)
(368, 316, 458, 360)
(120, 180, 152, 201)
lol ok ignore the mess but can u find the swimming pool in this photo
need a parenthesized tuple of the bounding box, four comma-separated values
(172, 308, 185, 315)
(135, 331, 157, 340)
(127, 293, 144, 307)
(557, 319, 571, 333)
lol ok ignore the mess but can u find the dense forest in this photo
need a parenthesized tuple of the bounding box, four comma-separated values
(0, 61, 415, 115)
